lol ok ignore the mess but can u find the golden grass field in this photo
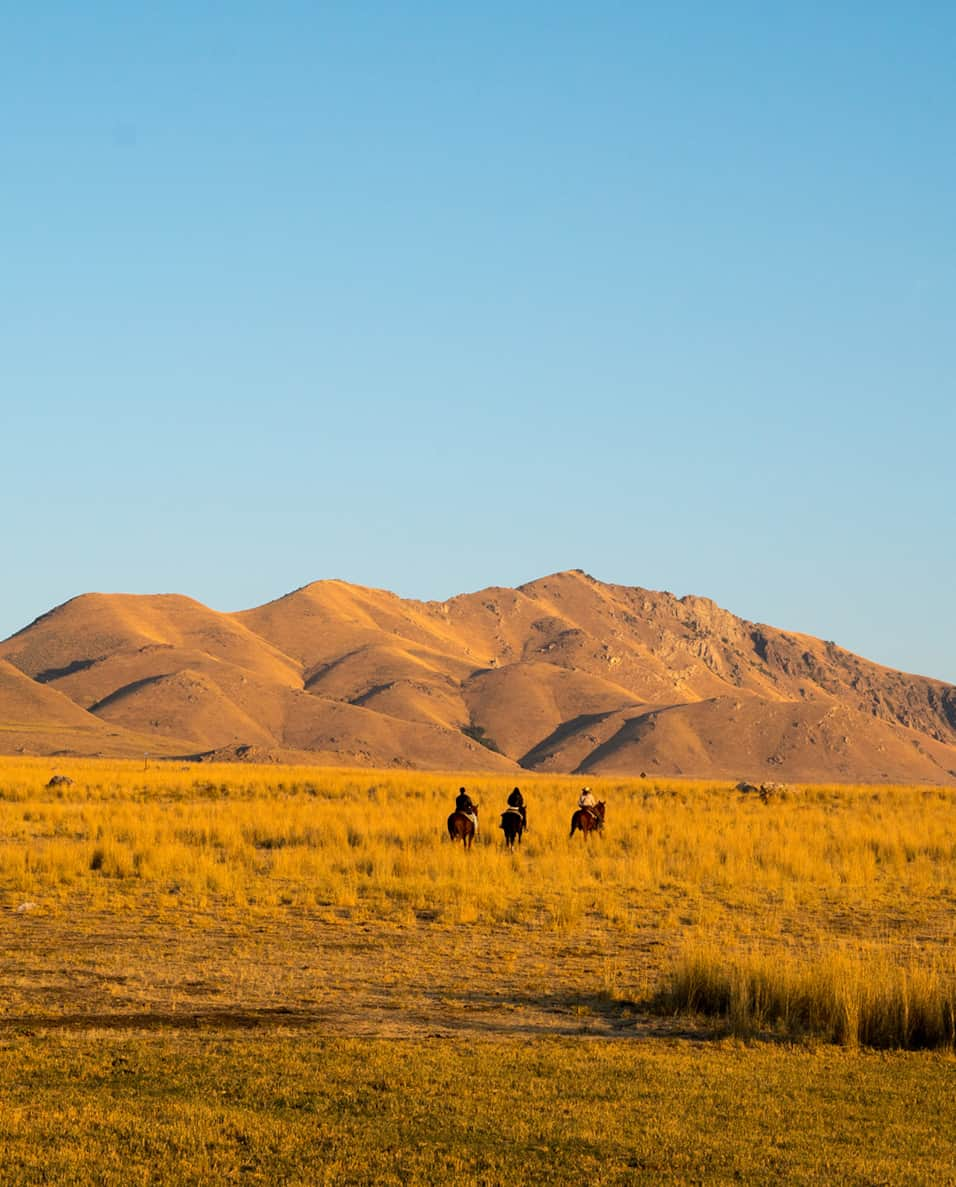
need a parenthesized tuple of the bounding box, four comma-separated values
(2, 756, 956, 1184)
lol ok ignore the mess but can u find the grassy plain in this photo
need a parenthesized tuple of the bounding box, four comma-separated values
(2, 756, 956, 1183)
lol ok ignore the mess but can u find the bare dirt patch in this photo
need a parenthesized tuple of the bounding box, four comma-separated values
(1, 907, 686, 1041)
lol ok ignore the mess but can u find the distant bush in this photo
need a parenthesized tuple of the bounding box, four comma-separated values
(462, 725, 502, 754)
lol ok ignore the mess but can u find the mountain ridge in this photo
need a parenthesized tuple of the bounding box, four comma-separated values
(2, 571, 954, 782)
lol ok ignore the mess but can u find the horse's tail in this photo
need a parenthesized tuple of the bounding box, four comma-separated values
(570, 813, 579, 838)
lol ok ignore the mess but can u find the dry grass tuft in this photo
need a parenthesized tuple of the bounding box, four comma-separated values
(655, 942, 956, 1049)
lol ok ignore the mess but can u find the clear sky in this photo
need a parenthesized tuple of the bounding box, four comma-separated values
(3, 3, 954, 681)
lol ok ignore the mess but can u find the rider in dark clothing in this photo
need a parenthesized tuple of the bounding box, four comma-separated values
(506, 786, 527, 829)
(455, 787, 477, 816)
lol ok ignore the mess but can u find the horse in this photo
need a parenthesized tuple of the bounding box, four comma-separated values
(447, 805, 478, 850)
(570, 800, 605, 839)
(499, 806, 525, 850)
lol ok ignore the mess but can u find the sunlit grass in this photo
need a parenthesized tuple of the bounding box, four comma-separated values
(653, 941, 956, 1049)
(4, 755, 956, 1048)
(4, 756, 956, 1180)
(3, 1033, 956, 1185)
(3, 758, 955, 937)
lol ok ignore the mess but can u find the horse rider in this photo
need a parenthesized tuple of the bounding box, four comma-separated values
(506, 785, 527, 830)
(578, 786, 601, 826)
(455, 786, 479, 832)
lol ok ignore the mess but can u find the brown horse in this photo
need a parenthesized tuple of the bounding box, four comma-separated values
(499, 807, 524, 850)
(570, 801, 605, 839)
(447, 806, 478, 850)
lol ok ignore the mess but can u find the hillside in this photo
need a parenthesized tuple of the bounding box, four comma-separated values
(2, 571, 955, 781)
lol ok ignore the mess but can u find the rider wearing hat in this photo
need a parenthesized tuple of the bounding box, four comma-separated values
(578, 786, 599, 822)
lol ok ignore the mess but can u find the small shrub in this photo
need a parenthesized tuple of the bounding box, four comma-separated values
(462, 725, 502, 753)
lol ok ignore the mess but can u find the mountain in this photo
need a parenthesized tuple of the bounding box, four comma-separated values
(2, 571, 955, 782)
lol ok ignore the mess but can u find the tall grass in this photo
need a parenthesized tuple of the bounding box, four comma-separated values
(2, 755, 955, 955)
(655, 942, 956, 1049)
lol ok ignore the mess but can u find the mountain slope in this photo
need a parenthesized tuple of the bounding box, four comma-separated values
(2, 572, 954, 781)
(0, 658, 195, 757)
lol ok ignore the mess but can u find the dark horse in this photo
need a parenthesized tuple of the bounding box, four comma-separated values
(447, 806, 478, 850)
(570, 801, 605, 839)
(499, 807, 524, 850)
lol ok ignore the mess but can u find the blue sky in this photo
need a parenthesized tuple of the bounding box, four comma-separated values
(3, 3, 954, 680)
